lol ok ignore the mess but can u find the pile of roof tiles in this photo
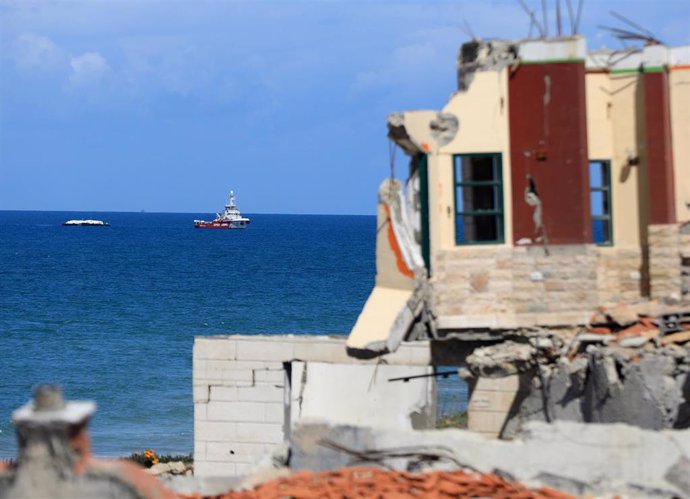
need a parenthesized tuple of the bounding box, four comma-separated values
(184, 466, 573, 499)
(585, 302, 690, 348)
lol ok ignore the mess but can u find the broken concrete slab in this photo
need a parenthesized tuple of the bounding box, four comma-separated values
(465, 341, 535, 377)
(288, 421, 690, 498)
(498, 345, 690, 436)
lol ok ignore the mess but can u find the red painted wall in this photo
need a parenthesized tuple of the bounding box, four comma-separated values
(644, 71, 676, 225)
(508, 62, 591, 245)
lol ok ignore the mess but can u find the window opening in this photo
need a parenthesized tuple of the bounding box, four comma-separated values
(590, 160, 613, 245)
(454, 154, 504, 244)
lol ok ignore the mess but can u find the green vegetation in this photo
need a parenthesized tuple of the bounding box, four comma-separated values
(436, 411, 468, 429)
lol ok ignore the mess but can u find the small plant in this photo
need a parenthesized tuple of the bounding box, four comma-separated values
(127, 450, 193, 468)
(129, 449, 159, 468)
(436, 411, 468, 429)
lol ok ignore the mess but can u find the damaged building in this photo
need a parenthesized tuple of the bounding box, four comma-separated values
(185, 33, 690, 497)
(1, 31, 690, 499)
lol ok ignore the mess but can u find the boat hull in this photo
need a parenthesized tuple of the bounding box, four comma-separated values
(194, 221, 249, 229)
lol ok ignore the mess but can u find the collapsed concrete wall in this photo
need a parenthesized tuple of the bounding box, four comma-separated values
(288, 421, 690, 498)
(460, 321, 690, 438)
(500, 345, 690, 437)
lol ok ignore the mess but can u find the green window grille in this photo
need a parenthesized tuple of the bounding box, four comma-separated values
(590, 160, 613, 245)
(454, 154, 504, 244)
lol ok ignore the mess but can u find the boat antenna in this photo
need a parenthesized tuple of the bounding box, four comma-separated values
(541, 0, 548, 37)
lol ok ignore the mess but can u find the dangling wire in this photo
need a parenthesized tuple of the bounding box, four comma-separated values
(388, 139, 397, 198)
(388, 139, 397, 181)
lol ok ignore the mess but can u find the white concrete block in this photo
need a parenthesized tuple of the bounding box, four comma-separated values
(237, 385, 284, 403)
(264, 403, 285, 424)
(207, 401, 266, 422)
(210, 386, 238, 402)
(223, 360, 283, 371)
(198, 368, 254, 384)
(206, 441, 273, 463)
(234, 423, 285, 444)
(194, 440, 206, 461)
(194, 461, 236, 477)
(195, 338, 237, 361)
(195, 403, 208, 421)
(236, 339, 295, 361)
(196, 421, 238, 441)
(253, 369, 285, 384)
(194, 384, 210, 403)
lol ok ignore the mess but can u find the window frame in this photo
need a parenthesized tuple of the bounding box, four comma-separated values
(589, 159, 613, 246)
(453, 153, 505, 245)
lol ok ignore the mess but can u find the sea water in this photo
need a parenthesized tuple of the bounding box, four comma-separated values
(0, 210, 466, 458)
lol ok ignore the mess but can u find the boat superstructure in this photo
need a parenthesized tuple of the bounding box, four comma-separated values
(194, 191, 250, 229)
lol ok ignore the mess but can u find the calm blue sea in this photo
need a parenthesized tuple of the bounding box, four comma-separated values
(0, 210, 467, 458)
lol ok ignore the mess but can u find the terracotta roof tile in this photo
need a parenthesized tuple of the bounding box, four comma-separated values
(186, 466, 574, 499)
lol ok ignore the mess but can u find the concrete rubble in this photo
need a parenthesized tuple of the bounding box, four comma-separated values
(459, 301, 690, 438)
(285, 420, 690, 499)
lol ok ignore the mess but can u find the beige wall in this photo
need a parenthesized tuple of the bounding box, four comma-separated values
(586, 72, 614, 160)
(434, 69, 513, 251)
(670, 67, 690, 221)
(609, 71, 646, 247)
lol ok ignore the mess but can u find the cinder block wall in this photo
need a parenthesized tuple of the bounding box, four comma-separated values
(193, 337, 287, 477)
(193, 335, 433, 477)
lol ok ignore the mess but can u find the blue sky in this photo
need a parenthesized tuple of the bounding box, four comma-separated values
(1, 0, 688, 215)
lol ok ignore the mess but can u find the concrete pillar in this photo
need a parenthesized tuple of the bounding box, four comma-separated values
(467, 374, 531, 438)
(643, 70, 676, 225)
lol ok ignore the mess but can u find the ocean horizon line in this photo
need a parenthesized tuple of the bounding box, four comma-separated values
(0, 209, 375, 217)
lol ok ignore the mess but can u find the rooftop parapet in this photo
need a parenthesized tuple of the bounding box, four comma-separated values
(457, 36, 585, 90)
(586, 43, 690, 72)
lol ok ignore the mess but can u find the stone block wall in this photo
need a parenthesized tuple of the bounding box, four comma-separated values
(432, 244, 640, 328)
(679, 223, 690, 297)
(193, 335, 433, 477)
(648, 224, 682, 300)
(432, 244, 659, 329)
(596, 248, 644, 304)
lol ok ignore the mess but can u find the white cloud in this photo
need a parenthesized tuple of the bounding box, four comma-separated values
(68, 52, 111, 86)
(11, 32, 67, 72)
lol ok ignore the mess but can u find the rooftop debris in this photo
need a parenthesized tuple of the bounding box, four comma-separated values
(181, 466, 572, 499)
(460, 301, 690, 436)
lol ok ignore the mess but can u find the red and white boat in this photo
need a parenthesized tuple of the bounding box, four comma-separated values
(194, 191, 250, 229)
